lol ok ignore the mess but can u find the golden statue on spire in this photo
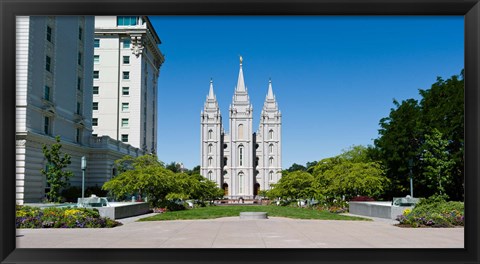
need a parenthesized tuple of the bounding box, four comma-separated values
(239, 55, 243, 65)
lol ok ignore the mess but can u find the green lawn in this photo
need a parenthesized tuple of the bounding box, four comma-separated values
(138, 205, 371, 221)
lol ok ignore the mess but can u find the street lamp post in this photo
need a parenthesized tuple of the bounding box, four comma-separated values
(408, 159, 414, 197)
(81, 156, 87, 206)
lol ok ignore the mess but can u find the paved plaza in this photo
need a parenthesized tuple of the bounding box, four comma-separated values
(16, 213, 464, 248)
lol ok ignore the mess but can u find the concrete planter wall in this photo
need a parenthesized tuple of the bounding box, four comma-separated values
(96, 202, 150, 220)
(349, 201, 414, 220)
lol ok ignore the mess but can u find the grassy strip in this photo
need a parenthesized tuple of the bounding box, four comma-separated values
(139, 205, 370, 221)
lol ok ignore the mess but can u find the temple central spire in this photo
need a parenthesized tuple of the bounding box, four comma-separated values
(236, 55, 246, 92)
(208, 78, 215, 99)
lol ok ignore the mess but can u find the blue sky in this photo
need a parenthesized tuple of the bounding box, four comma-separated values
(149, 16, 464, 170)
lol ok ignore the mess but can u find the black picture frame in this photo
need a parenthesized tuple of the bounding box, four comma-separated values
(1, 0, 479, 264)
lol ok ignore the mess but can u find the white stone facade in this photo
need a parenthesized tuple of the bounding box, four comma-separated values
(92, 16, 164, 153)
(16, 16, 145, 204)
(201, 59, 282, 199)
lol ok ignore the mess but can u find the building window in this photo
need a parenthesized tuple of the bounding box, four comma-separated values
(46, 26, 52, 42)
(76, 129, 81, 143)
(93, 71, 99, 79)
(117, 16, 138, 26)
(239, 146, 244, 167)
(269, 144, 274, 154)
(123, 56, 130, 64)
(92, 118, 98, 126)
(78, 27, 83, 40)
(77, 78, 81, 90)
(269, 130, 274, 140)
(123, 38, 131, 48)
(77, 52, 82, 65)
(269, 157, 274, 166)
(208, 130, 213, 140)
(208, 144, 213, 154)
(208, 157, 212, 167)
(224, 157, 228, 166)
(94, 55, 99, 63)
(122, 71, 129, 80)
(76, 102, 81, 114)
(92, 102, 98, 110)
(94, 38, 100, 48)
(238, 124, 244, 139)
(269, 171, 273, 181)
(208, 171, 212, 181)
(92, 134, 97, 137)
(121, 118, 129, 127)
(122, 103, 129, 111)
(44, 85, 50, 101)
(45, 56, 51, 72)
(239, 172, 244, 194)
(93, 86, 99, 95)
(122, 87, 129, 95)
(121, 134, 128, 142)
(44, 116, 50, 135)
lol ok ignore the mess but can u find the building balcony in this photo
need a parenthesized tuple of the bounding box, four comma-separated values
(90, 135, 145, 156)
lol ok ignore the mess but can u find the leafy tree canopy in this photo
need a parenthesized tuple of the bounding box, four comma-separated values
(312, 145, 389, 201)
(373, 70, 464, 200)
(267, 171, 315, 200)
(104, 155, 223, 207)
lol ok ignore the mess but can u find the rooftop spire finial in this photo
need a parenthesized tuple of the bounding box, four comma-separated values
(267, 78, 274, 100)
(235, 55, 246, 92)
(208, 78, 215, 99)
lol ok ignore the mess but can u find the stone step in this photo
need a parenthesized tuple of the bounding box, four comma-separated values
(239, 212, 268, 219)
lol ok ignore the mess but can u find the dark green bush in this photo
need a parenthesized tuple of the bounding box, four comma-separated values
(157, 200, 186, 212)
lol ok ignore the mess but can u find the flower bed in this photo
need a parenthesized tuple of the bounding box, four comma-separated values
(395, 196, 464, 228)
(16, 205, 122, 228)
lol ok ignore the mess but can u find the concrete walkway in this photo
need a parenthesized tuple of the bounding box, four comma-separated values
(16, 213, 464, 248)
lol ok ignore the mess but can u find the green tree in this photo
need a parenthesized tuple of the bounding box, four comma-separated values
(114, 154, 164, 174)
(103, 155, 224, 207)
(374, 98, 423, 199)
(104, 155, 174, 207)
(419, 71, 464, 200)
(185, 165, 201, 176)
(419, 129, 455, 196)
(41, 136, 74, 203)
(267, 171, 315, 200)
(186, 173, 224, 202)
(286, 163, 307, 173)
(166, 161, 182, 173)
(312, 145, 389, 201)
(373, 71, 464, 200)
(306, 161, 318, 173)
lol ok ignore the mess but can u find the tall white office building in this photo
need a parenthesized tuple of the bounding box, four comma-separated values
(200, 58, 282, 199)
(92, 16, 164, 153)
(16, 16, 145, 204)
